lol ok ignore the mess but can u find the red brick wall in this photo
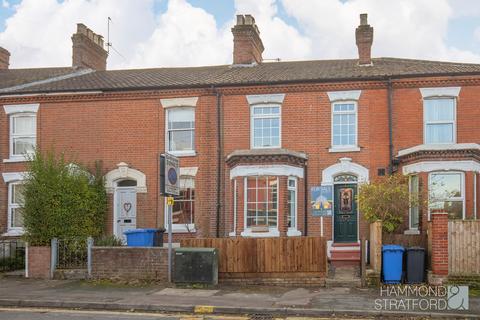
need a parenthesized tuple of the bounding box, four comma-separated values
(430, 213, 449, 276)
(27, 246, 51, 279)
(91, 246, 169, 281)
(1, 78, 480, 242)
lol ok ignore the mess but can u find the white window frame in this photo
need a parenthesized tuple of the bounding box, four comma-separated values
(407, 175, 420, 233)
(242, 176, 280, 237)
(164, 175, 196, 233)
(165, 107, 196, 157)
(330, 101, 359, 152)
(250, 104, 281, 149)
(287, 177, 301, 236)
(423, 97, 457, 145)
(428, 171, 465, 220)
(9, 113, 37, 160)
(7, 181, 25, 235)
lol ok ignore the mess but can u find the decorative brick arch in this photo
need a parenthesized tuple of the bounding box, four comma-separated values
(321, 157, 369, 185)
(105, 162, 147, 193)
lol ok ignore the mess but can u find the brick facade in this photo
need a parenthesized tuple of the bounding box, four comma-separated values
(91, 246, 169, 281)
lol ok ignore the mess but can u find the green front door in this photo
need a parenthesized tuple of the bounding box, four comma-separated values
(333, 184, 358, 243)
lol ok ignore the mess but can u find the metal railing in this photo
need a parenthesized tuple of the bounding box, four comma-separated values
(53, 237, 91, 270)
(0, 239, 25, 272)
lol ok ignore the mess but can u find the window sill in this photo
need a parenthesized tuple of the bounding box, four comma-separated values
(404, 229, 420, 235)
(170, 224, 196, 233)
(167, 150, 196, 157)
(2, 229, 24, 237)
(3, 156, 31, 163)
(241, 228, 279, 237)
(287, 228, 302, 237)
(328, 146, 361, 153)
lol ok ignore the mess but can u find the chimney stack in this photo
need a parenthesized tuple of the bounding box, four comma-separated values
(0, 47, 10, 69)
(72, 23, 108, 70)
(231, 14, 264, 65)
(355, 13, 374, 66)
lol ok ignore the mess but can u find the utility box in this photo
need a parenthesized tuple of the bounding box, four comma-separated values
(174, 248, 218, 285)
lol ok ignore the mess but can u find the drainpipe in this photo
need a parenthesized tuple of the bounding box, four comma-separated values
(213, 87, 222, 238)
(387, 78, 395, 174)
(304, 161, 308, 236)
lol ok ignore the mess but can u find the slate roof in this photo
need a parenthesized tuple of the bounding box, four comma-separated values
(0, 67, 77, 90)
(2, 57, 480, 94)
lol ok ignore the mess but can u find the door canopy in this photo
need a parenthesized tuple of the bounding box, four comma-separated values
(322, 157, 369, 185)
(105, 162, 147, 193)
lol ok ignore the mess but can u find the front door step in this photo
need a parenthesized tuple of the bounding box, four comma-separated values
(330, 242, 360, 267)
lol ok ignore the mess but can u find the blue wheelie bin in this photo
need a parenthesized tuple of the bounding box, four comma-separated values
(124, 228, 158, 246)
(382, 245, 405, 284)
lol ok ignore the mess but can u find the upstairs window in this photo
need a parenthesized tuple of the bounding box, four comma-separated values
(10, 113, 36, 158)
(424, 98, 456, 144)
(167, 108, 195, 153)
(251, 105, 281, 148)
(332, 102, 357, 148)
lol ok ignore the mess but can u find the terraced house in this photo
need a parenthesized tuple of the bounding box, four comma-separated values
(1, 14, 479, 267)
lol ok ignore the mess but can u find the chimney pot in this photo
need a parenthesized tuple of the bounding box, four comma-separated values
(360, 13, 368, 26)
(231, 14, 264, 65)
(0, 47, 10, 69)
(72, 23, 108, 70)
(355, 13, 374, 65)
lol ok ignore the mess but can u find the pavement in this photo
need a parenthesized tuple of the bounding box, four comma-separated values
(0, 277, 478, 319)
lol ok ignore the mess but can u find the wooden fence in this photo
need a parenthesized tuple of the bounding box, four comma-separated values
(180, 237, 327, 281)
(449, 220, 480, 275)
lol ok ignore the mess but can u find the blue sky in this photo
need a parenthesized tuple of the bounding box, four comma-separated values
(1, 0, 479, 69)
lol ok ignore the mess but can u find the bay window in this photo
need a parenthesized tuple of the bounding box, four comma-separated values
(429, 172, 464, 220)
(8, 182, 25, 231)
(424, 98, 456, 144)
(409, 175, 420, 230)
(171, 175, 195, 231)
(245, 176, 278, 228)
(287, 177, 297, 230)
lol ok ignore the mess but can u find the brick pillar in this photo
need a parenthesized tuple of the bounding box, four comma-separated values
(27, 246, 52, 279)
(431, 213, 449, 276)
(278, 176, 288, 236)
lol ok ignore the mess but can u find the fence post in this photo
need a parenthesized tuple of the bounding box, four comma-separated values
(50, 238, 58, 279)
(361, 236, 366, 287)
(369, 220, 382, 273)
(87, 237, 93, 278)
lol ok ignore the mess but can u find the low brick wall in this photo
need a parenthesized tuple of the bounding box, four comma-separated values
(27, 246, 51, 279)
(91, 247, 169, 281)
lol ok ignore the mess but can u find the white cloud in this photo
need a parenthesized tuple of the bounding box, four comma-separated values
(2, 0, 10, 8)
(281, 0, 480, 63)
(1, 0, 479, 69)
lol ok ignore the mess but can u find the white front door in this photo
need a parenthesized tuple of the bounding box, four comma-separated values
(114, 187, 137, 241)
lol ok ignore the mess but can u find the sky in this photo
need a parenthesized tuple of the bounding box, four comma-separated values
(0, 0, 479, 69)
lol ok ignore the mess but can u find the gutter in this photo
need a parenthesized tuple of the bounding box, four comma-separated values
(387, 78, 395, 174)
(213, 86, 223, 238)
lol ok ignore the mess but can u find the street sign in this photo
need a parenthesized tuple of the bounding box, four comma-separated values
(160, 153, 180, 196)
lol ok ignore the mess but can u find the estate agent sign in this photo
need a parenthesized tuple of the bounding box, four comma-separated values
(311, 185, 333, 216)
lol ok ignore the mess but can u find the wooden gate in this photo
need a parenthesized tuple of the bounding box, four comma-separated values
(448, 220, 480, 275)
(180, 236, 327, 282)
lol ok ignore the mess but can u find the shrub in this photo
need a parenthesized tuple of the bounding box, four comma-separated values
(94, 235, 123, 247)
(22, 151, 107, 245)
(358, 174, 416, 233)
